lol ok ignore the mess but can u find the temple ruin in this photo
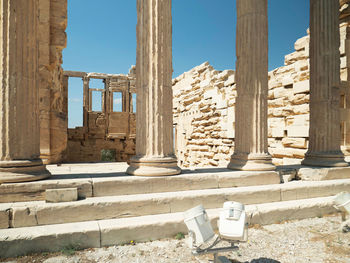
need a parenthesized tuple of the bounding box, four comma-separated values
(0, 0, 349, 178)
(64, 69, 136, 163)
(173, 22, 350, 168)
(1, 0, 350, 258)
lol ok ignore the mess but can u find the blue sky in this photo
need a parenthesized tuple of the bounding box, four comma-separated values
(63, 0, 310, 128)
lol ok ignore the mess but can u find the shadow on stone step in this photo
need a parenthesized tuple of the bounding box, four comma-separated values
(231, 258, 281, 263)
(50, 172, 130, 180)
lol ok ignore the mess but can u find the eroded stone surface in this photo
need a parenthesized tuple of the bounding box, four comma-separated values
(0, 0, 51, 183)
(45, 188, 78, 203)
(127, 0, 180, 176)
(303, 0, 348, 167)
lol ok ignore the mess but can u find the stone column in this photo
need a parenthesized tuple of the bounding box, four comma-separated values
(0, 0, 51, 183)
(83, 77, 90, 128)
(302, 0, 348, 167)
(228, 0, 275, 171)
(127, 0, 181, 176)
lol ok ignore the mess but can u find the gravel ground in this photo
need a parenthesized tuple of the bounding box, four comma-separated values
(1, 214, 350, 263)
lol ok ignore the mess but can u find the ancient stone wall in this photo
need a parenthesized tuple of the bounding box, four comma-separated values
(38, 0, 68, 164)
(173, 23, 350, 168)
(64, 70, 136, 163)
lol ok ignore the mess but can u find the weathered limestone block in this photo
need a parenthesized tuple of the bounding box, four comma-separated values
(292, 104, 309, 115)
(224, 75, 235, 86)
(269, 98, 285, 108)
(294, 59, 309, 72)
(268, 138, 283, 148)
(295, 71, 310, 82)
(294, 35, 310, 51)
(293, 79, 310, 94)
(0, 221, 100, 258)
(269, 117, 285, 127)
(285, 50, 308, 65)
(282, 137, 307, 149)
(11, 207, 38, 228)
(291, 94, 310, 105)
(298, 167, 350, 181)
(281, 76, 294, 86)
(268, 90, 275, 99)
(270, 147, 306, 159)
(0, 209, 9, 229)
(269, 128, 285, 138)
(218, 70, 234, 81)
(272, 107, 293, 117)
(286, 114, 309, 127)
(271, 158, 283, 166)
(287, 126, 309, 138)
(273, 87, 292, 98)
(282, 158, 302, 166)
(276, 64, 295, 75)
(45, 188, 78, 203)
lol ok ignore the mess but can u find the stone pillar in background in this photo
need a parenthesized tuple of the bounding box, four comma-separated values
(83, 77, 90, 128)
(0, 0, 51, 183)
(302, 0, 348, 167)
(127, 0, 181, 176)
(228, 0, 275, 171)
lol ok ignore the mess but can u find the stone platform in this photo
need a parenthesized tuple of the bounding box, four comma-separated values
(1, 163, 350, 258)
(0, 162, 281, 203)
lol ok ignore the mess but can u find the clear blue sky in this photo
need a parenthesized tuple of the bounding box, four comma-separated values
(63, 0, 310, 128)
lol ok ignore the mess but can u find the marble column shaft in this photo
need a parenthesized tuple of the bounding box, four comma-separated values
(126, 0, 181, 176)
(228, 0, 275, 171)
(302, 0, 348, 167)
(0, 0, 50, 183)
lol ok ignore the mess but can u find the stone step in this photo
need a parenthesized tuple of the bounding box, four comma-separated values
(0, 163, 281, 203)
(0, 196, 339, 258)
(0, 179, 349, 229)
(2, 163, 350, 204)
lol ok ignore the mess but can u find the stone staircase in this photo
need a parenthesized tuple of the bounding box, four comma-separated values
(0, 163, 349, 258)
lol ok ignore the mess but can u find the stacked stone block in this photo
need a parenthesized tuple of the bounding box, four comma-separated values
(173, 23, 350, 167)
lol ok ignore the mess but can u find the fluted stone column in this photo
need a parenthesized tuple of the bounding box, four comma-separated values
(302, 0, 348, 167)
(228, 0, 275, 171)
(83, 76, 90, 128)
(126, 0, 181, 176)
(0, 0, 51, 183)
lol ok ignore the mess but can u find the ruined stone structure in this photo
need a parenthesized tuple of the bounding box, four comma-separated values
(3, 0, 350, 258)
(1, 0, 350, 182)
(173, 2, 350, 168)
(64, 70, 136, 163)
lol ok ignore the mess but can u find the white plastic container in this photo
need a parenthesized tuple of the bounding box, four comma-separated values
(184, 205, 215, 246)
(218, 201, 247, 241)
(334, 192, 350, 214)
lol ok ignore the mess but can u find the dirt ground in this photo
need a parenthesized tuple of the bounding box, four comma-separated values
(1, 214, 350, 263)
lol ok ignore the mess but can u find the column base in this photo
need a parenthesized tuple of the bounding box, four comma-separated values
(126, 156, 181, 176)
(302, 152, 349, 167)
(228, 153, 276, 171)
(0, 159, 51, 183)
